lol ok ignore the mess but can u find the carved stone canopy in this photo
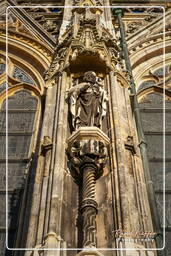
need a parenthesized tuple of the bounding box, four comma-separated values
(44, 6, 119, 80)
(69, 50, 112, 74)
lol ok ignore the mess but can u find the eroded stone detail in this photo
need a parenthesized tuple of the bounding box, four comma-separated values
(125, 136, 136, 154)
(41, 136, 53, 155)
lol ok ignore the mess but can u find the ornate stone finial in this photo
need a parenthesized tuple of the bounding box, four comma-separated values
(67, 71, 108, 131)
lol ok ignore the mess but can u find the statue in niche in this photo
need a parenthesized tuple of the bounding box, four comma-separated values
(67, 71, 108, 131)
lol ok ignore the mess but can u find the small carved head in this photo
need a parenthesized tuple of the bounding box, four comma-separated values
(83, 71, 97, 83)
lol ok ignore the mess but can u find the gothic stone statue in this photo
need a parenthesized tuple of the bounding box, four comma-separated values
(68, 71, 108, 131)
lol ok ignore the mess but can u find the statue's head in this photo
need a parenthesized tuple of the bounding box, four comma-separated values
(83, 71, 96, 83)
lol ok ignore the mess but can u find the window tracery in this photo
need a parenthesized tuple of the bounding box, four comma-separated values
(0, 64, 5, 75)
(153, 65, 171, 78)
(0, 89, 39, 251)
(138, 65, 171, 93)
(0, 82, 6, 94)
(137, 80, 156, 93)
(12, 66, 35, 85)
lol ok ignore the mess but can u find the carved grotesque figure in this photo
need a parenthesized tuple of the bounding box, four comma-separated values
(68, 71, 108, 131)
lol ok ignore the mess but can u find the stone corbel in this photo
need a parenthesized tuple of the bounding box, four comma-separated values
(124, 136, 136, 155)
(41, 136, 53, 156)
(31, 244, 44, 256)
(31, 233, 63, 256)
(43, 232, 63, 248)
(115, 70, 130, 88)
(77, 248, 104, 256)
(44, 78, 56, 88)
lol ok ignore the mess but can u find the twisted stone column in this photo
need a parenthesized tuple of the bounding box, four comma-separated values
(81, 165, 97, 247)
(67, 127, 110, 249)
(82, 166, 96, 201)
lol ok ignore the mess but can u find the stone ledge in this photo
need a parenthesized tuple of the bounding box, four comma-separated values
(77, 248, 104, 256)
(67, 127, 110, 146)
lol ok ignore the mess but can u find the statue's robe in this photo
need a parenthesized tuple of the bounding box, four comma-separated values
(69, 82, 108, 130)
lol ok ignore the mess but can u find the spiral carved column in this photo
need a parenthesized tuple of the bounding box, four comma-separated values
(67, 127, 110, 249)
(82, 166, 96, 201)
(81, 165, 97, 247)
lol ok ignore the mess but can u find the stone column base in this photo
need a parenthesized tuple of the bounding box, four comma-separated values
(76, 248, 104, 256)
(29, 232, 62, 256)
(122, 242, 155, 256)
(43, 232, 62, 249)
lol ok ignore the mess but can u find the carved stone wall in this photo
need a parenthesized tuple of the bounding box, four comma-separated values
(0, 1, 170, 256)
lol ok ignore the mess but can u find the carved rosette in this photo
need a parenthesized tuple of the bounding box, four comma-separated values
(67, 127, 109, 248)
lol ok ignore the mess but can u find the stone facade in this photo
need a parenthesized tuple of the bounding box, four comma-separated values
(0, 1, 170, 256)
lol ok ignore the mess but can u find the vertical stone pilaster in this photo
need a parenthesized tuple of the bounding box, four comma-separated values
(108, 70, 156, 254)
(44, 71, 69, 252)
(23, 84, 57, 250)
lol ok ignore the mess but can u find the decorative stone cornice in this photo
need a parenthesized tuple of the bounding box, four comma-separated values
(0, 29, 53, 61)
(127, 10, 171, 51)
(7, 0, 57, 48)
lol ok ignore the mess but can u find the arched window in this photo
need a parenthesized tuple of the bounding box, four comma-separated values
(137, 80, 156, 93)
(153, 65, 171, 78)
(0, 82, 6, 94)
(0, 89, 40, 254)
